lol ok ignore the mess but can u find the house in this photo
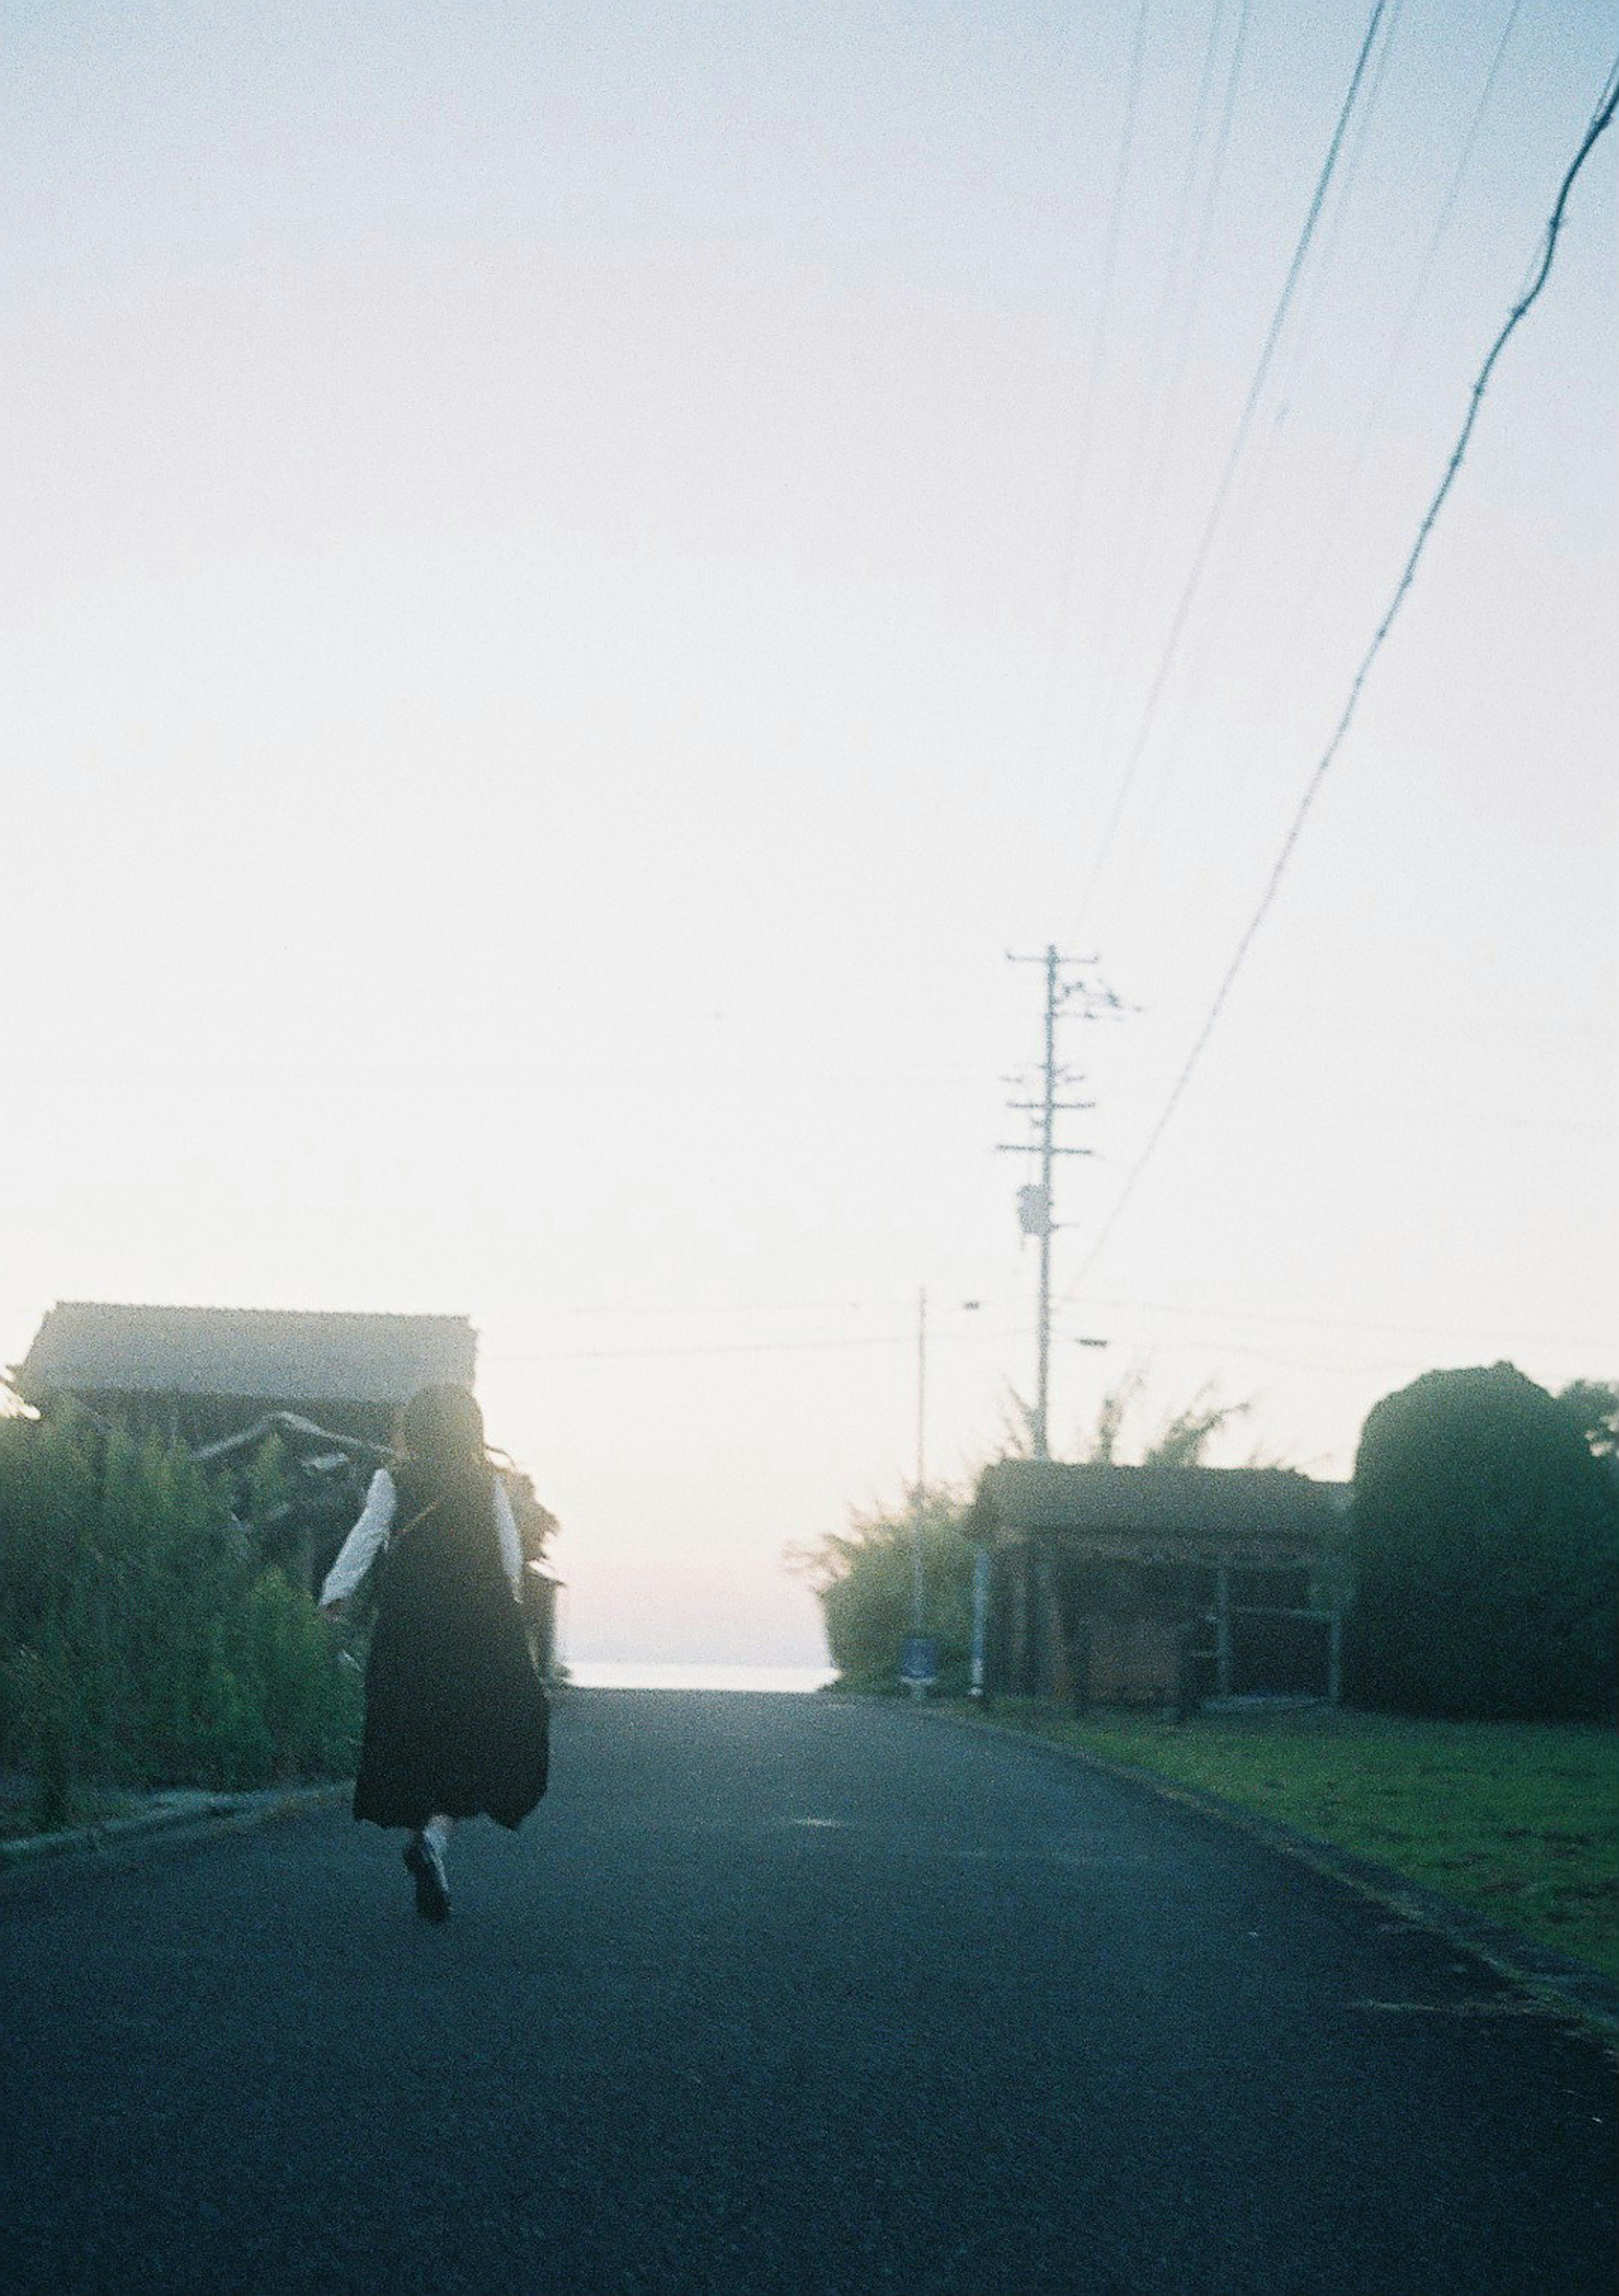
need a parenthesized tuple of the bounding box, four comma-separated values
(965, 1458, 1349, 1711)
(11, 1301, 476, 1451)
(7, 1304, 559, 1649)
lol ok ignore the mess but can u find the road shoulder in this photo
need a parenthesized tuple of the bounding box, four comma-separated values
(923, 1701, 1619, 2041)
(0, 1781, 351, 1886)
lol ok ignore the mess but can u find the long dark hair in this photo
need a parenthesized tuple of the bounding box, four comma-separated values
(395, 1385, 492, 1502)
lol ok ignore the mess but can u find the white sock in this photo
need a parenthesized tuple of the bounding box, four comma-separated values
(423, 1820, 449, 1857)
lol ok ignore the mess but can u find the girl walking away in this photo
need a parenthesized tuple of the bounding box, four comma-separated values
(320, 1385, 550, 1921)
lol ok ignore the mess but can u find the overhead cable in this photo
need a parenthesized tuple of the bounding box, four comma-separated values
(1071, 0, 1392, 932)
(486, 1323, 1027, 1365)
(1064, 47, 1619, 1295)
(1046, 0, 1154, 668)
(1093, 0, 1410, 906)
(1100, 0, 1527, 923)
(1260, 0, 1410, 425)
(1301, 0, 1528, 544)
(1089, 0, 1252, 775)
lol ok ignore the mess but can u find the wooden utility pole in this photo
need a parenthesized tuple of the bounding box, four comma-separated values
(1000, 945, 1122, 1458)
(911, 1285, 927, 1635)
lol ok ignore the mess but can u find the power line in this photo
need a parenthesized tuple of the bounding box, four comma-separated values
(473, 1332, 1024, 1359)
(1045, 0, 1154, 677)
(487, 1330, 928, 1365)
(1116, 0, 1524, 901)
(1091, 0, 1411, 925)
(1261, 0, 1410, 424)
(1102, 0, 1241, 579)
(1362, 0, 1527, 413)
(1088, 0, 1253, 780)
(1070, 0, 1393, 934)
(1063, 1292, 1616, 1352)
(1275, 0, 1528, 589)
(1054, 1329, 1436, 1378)
(489, 1295, 898, 1323)
(1064, 46, 1619, 1295)
(1157, 0, 1409, 655)
(494, 1288, 1612, 1356)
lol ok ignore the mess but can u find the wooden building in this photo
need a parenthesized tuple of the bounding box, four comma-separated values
(967, 1459, 1348, 1711)
(11, 1301, 476, 1451)
(9, 1305, 561, 1664)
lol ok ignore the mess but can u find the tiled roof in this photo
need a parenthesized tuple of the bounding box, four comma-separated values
(973, 1458, 1347, 1539)
(13, 1302, 476, 1407)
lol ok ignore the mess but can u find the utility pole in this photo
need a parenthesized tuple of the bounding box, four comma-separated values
(912, 1284, 927, 1636)
(1000, 945, 1122, 1459)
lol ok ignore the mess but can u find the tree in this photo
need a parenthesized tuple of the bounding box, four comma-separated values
(1075, 1371, 1248, 1467)
(1558, 1379, 1619, 1461)
(1347, 1363, 1619, 1721)
(1083, 1371, 1143, 1464)
(1140, 1387, 1249, 1468)
(788, 1487, 977, 1693)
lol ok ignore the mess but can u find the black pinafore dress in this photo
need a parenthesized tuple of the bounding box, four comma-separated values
(352, 1465, 550, 1831)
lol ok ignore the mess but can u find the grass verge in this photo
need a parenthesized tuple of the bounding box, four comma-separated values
(955, 1700, 1619, 1981)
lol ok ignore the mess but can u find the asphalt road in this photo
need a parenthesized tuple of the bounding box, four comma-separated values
(1, 1691, 1613, 2296)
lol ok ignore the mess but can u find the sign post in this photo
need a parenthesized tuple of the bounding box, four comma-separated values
(969, 1547, 991, 1700)
(899, 1634, 939, 1700)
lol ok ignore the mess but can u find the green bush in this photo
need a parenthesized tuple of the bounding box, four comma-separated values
(242, 1567, 360, 1779)
(1348, 1364, 1619, 1721)
(0, 1411, 362, 1818)
(797, 1490, 978, 1693)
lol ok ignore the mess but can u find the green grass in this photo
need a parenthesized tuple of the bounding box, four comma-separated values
(960, 1701, 1619, 1981)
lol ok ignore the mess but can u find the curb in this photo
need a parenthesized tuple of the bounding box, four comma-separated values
(923, 1704, 1619, 2043)
(0, 1781, 352, 1883)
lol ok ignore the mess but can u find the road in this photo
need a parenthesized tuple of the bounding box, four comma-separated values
(1, 1691, 1613, 2295)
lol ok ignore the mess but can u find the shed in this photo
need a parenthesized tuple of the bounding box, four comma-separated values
(967, 1459, 1349, 1710)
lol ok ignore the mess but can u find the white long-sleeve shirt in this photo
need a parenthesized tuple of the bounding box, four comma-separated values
(320, 1467, 524, 1607)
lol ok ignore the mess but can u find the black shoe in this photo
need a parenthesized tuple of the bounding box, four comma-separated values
(403, 1832, 450, 1922)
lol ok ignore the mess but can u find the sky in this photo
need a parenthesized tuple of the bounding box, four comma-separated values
(2, 0, 1614, 1668)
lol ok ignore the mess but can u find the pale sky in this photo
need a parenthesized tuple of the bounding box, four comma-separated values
(3, 1, 1615, 1667)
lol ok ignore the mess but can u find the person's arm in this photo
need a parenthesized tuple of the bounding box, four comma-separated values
(320, 1468, 397, 1613)
(492, 1476, 524, 1603)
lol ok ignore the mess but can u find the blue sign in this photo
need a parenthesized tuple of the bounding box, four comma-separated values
(900, 1635, 940, 1686)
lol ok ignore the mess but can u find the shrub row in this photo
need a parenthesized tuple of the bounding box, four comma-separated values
(0, 1411, 362, 1825)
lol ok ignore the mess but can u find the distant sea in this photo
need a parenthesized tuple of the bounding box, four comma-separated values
(564, 1660, 839, 1693)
